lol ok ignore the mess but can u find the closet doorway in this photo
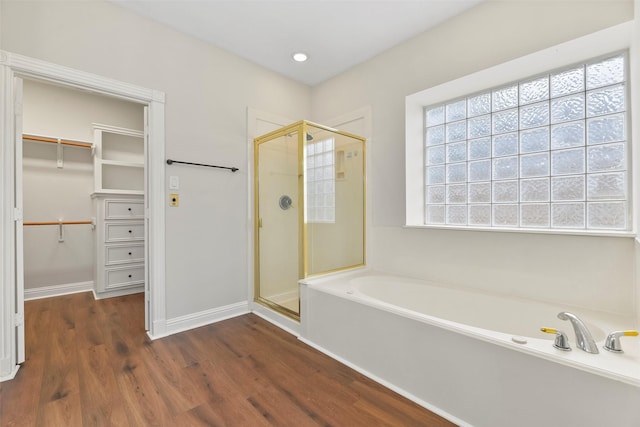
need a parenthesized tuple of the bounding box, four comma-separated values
(22, 79, 146, 293)
(18, 79, 147, 355)
(1, 52, 165, 378)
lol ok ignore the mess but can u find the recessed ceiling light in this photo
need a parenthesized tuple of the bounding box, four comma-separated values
(292, 52, 308, 62)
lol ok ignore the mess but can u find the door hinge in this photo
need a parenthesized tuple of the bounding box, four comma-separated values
(13, 208, 23, 222)
(13, 313, 24, 327)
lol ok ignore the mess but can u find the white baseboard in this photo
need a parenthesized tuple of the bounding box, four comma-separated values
(93, 285, 144, 300)
(0, 364, 19, 383)
(297, 337, 471, 427)
(251, 303, 301, 337)
(24, 281, 94, 301)
(148, 319, 167, 340)
(156, 301, 250, 339)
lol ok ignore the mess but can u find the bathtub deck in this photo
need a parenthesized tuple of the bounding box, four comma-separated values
(0, 292, 455, 426)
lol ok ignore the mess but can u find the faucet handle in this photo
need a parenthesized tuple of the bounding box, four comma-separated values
(541, 327, 571, 351)
(603, 330, 639, 353)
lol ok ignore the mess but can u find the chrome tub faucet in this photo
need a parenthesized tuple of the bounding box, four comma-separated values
(604, 330, 639, 353)
(540, 327, 571, 351)
(557, 312, 599, 354)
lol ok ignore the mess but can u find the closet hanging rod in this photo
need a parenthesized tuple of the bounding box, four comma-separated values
(166, 159, 238, 172)
(23, 134, 93, 149)
(24, 220, 93, 226)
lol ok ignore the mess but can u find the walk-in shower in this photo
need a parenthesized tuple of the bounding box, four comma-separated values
(254, 120, 366, 320)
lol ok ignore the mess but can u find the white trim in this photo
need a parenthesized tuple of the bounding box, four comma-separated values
(159, 301, 250, 339)
(0, 365, 19, 383)
(0, 51, 165, 104)
(251, 302, 301, 337)
(93, 286, 144, 300)
(13, 76, 24, 364)
(407, 22, 633, 108)
(0, 60, 17, 380)
(297, 336, 471, 427)
(24, 281, 94, 301)
(0, 50, 166, 380)
(92, 123, 145, 137)
(404, 224, 636, 238)
(321, 105, 373, 134)
(406, 21, 635, 229)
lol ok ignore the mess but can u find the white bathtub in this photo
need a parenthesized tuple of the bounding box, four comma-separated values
(299, 269, 640, 427)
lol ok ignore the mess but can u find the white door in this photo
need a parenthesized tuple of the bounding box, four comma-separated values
(143, 106, 150, 331)
(14, 76, 25, 364)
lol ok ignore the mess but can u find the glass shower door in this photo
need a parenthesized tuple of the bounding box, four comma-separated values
(256, 131, 301, 316)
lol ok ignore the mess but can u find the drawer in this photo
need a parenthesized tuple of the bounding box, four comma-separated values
(105, 199, 144, 219)
(105, 265, 144, 290)
(105, 222, 144, 242)
(105, 243, 145, 265)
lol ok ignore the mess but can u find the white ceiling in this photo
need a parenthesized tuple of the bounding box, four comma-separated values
(112, 0, 484, 86)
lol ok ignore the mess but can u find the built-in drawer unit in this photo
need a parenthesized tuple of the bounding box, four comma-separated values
(105, 265, 145, 290)
(105, 222, 145, 242)
(105, 243, 145, 265)
(93, 193, 145, 297)
(105, 199, 144, 219)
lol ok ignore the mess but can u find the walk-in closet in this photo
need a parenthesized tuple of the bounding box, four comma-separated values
(21, 79, 146, 303)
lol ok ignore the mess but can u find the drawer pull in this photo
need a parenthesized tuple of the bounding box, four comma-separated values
(128, 252, 132, 255)
(128, 274, 132, 278)
(128, 230, 132, 233)
(128, 208, 132, 211)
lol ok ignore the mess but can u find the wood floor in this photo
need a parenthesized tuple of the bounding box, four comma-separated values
(0, 292, 456, 426)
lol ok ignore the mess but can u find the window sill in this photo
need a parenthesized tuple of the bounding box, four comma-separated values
(403, 223, 635, 238)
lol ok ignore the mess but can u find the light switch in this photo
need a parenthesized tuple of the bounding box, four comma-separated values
(170, 193, 179, 207)
(169, 175, 180, 190)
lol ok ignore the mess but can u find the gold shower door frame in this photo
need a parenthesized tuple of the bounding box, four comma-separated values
(254, 120, 366, 321)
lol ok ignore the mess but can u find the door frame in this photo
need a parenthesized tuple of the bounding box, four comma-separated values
(0, 50, 167, 381)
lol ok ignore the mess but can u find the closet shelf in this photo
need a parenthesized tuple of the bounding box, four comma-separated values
(92, 190, 144, 197)
(94, 126, 144, 194)
(101, 160, 144, 168)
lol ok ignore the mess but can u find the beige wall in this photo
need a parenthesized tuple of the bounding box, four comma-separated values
(22, 79, 143, 290)
(2, 0, 637, 320)
(311, 0, 637, 315)
(1, 0, 311, 319)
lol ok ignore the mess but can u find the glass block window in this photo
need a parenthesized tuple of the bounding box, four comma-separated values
(306, 138, 335, 223)
(424, 53, 629, 231)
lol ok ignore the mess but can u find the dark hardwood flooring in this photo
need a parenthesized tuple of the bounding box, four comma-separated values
(0, 292, 456, 426)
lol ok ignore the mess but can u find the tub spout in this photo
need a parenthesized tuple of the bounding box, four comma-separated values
(557, 312, 599, 354)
